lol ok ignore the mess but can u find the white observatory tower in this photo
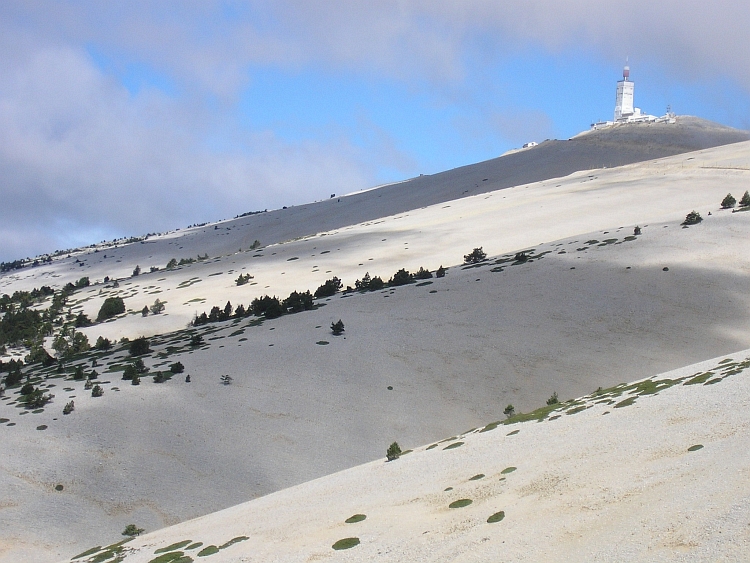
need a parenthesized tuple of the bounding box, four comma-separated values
(614, 63, 634, 121)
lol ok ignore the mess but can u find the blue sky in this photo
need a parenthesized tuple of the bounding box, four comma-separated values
(1, 1, 749, 262)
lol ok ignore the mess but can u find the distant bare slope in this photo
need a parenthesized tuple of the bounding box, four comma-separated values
(194, 116, 750, 255)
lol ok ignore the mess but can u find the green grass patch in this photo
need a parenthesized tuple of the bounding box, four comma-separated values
(565, 406, 588, 415)
(148, 552, 192, 563)
(316, 341, 329, 345)
(501, 466, 517, 474)
(504, 403, 562, 424)
(449, 499, 473, 509)
(688, 444, 704, 452)
(705, 378, 723, 385)
(219, 537, 248, 550)
(228, 330, 244, 337)
(72, 546, 102, 559)
(480, 421, 500, 433)
(185, 543, 202, 550)
(36, 425, 48, 430)
(614, 397, 637, 408)
(155, 541, 192, 554)
(443, 441, 464, 450)
(332, 537, 360, 550)
(197, 546, 219, 557)
(506, 429, 520, 436)
(426, 444, 438, 450)
(718, 358, 734, 364)
(487, 511, 505, 523)
(345, 514, 367, 523)
(469, 474, 485, 481)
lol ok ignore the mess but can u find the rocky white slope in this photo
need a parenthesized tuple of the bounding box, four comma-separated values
(1, 131, 750, 562)
(61, 351, 750, 563)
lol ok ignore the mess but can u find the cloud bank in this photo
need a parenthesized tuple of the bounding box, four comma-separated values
(1, 1, 748, 261)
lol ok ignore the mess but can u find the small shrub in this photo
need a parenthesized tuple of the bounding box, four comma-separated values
(390, 268, 413, 286)
(141, 306, 149, 317)
(503, 404, 515, 418)
(74, 312, 92, 327)
(464, 247, 487, 264)
(386, 441, 402, 461)
(24, 388, 51, 408)
(283, 290, 314, 313)
(150, 299, 165, 315)
(546, 392, 559, 405)
(235, 273, 253, 286)
(250, 240, 261, 250)
(721, 193, 736, 209)
(166, 258, 178, 270)
(436, 265, 446, 278)
(682, 211, 703, 225)
(94, 336, 112, 350)
(413, 267, 433, 280)
(20, 382, 34, 395)
(189, 334, 204, 347)
(91, 384, 103, 397)
(128, 337, 151, 356)
(251, 295, 284, 319)
(97, 297, 125, 321)
(634, 226, 641, 235)
(314, 277, 343, 298)
(170, 362, 184, 374)
(514, 251, 529, 263)
(331, 319, 345, 335)
(132, 265, 141, 277)
(63, 400, 75, 415)
(73, 365, 86, 380)
(122, 524, 144, 537)
(740, 190, 750, 207)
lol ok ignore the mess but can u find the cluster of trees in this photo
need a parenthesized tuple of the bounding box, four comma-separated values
(141, 299, 165, 316)
(20, 383, 52, 408)
(0, 286, 54, 312)
(0, 285, 62, 350)
(352, 266, 436, 292)
(1, 359, 24, 387)
(235, 273, 254, 286)
(193, 290, 316, 326)
(52, 327, 90, 359)
(721, 191, 750, 209)
(0, 259, 26, 273)
(62, 277, 90, 292)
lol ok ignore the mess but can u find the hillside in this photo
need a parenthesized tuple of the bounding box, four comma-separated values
(58, 350, 750, 562)
(1, 121, 750, 562)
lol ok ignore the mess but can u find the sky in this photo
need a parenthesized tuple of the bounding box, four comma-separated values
(2, 1, 750, 263)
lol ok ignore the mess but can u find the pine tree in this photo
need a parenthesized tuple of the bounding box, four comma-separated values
(721, 193, 737, 209)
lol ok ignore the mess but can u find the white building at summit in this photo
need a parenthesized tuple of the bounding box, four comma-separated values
(591, 64, 673, 130)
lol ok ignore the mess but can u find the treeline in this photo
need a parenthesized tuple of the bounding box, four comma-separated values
(192, 265, 445, 327)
